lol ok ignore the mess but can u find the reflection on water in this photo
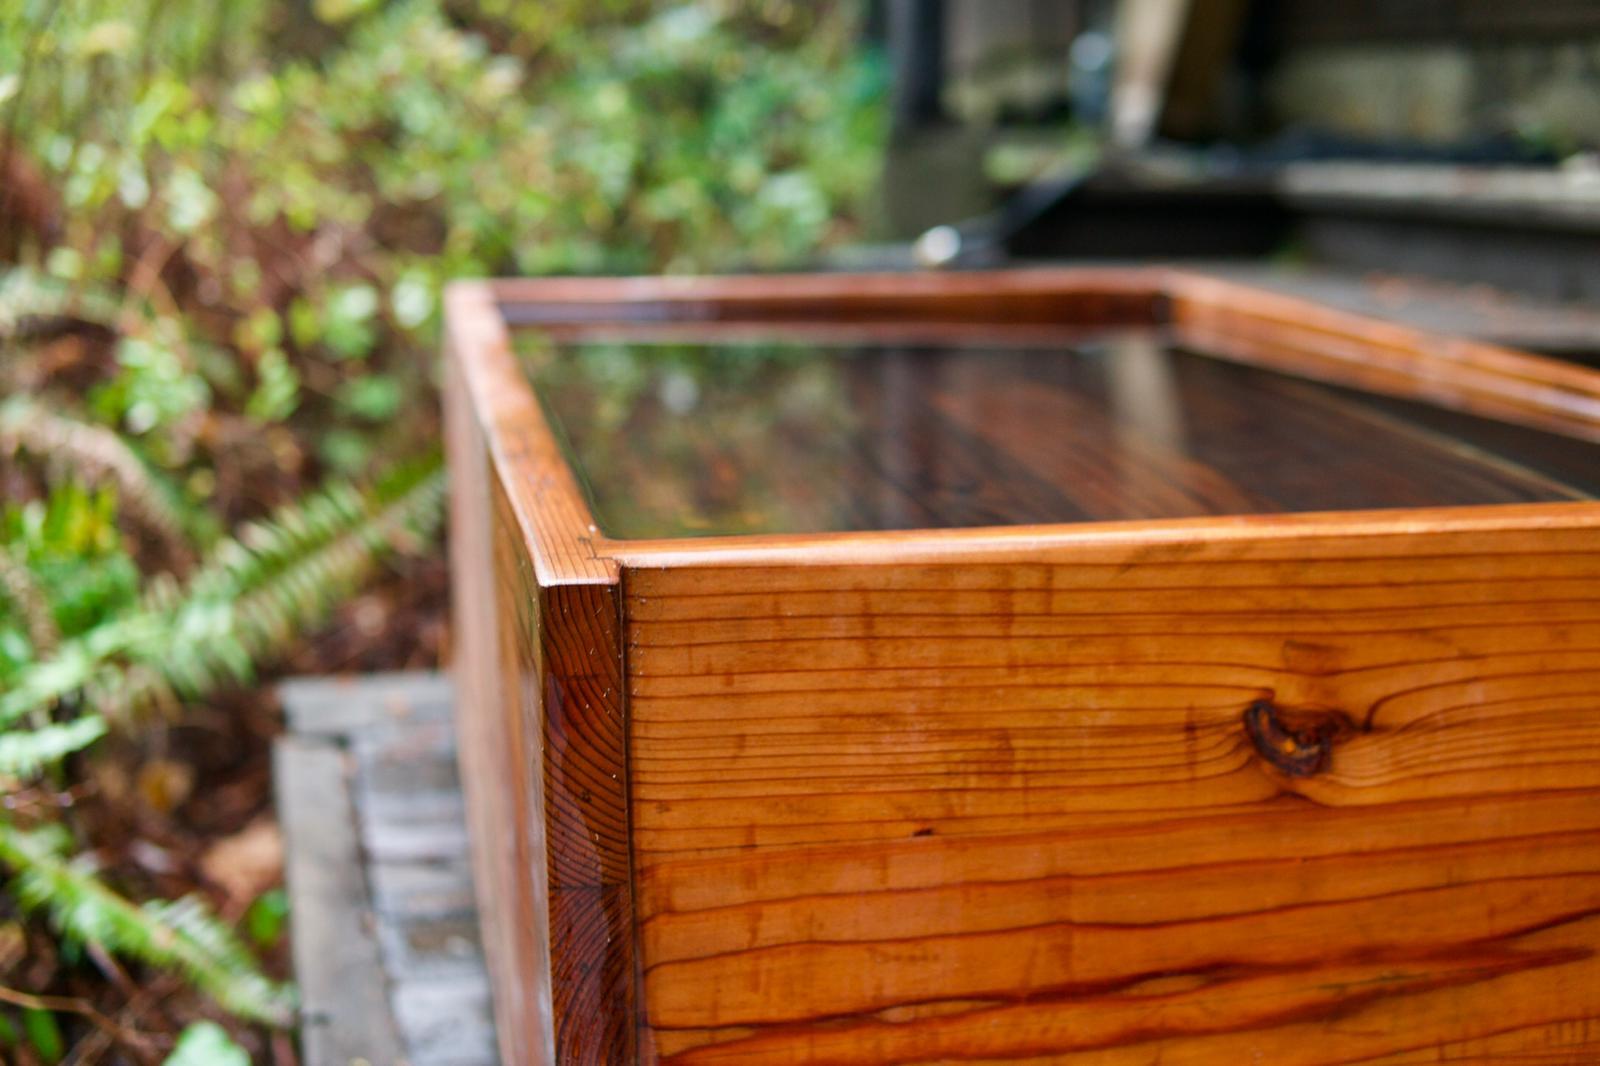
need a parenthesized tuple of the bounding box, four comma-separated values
(518, 330, 1592, 540)
(524, 337, 866, 537)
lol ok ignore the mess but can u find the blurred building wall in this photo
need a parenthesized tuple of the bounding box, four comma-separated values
(943, 0, 1083, 123)
(1262, 2, 1600, 150)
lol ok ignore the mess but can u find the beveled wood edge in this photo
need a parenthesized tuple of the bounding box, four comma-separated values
(487, 267, 1162, 317)
(444, 270, 1600, 582)
(600, 500, 1600, 569)
(445, 281, 613, 586)
(1165, 270, 1600, 443)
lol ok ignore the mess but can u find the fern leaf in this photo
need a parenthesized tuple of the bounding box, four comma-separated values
(0, 453, 445, 728)
(97, 457, 446, 721)
(0, 716, 106, 778)
(0, 821, 295, 1026)
(0, 399, 204, 567)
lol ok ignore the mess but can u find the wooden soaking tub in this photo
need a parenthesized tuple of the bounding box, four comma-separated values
(443, 269, 1600, 1065)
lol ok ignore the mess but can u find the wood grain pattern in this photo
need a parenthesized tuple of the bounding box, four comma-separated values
(539, 579, 636, 1064)
(489, 268, 1600, 444)
(622, 522, 1600, 1062)
(1167, 272, 1600, 443)
(530, 332, 1586, 540)
(446, 281, 611, 585)
(444, 339, 549, 1066)
(445, 269, 1600, 1064)
(446, 283, 636, 1066)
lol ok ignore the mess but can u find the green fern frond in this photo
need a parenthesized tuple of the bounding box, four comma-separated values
(93, 457, 446, 721)
(0, 398, 205, 566)
(0, 452, 445, 728)
(0, 821, 295, 1026)
(0, 716, 106, 778)
(0, 542, 59, 655)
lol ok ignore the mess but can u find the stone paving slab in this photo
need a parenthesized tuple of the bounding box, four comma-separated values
(276, 672, 498, 1066)
(392, 977, 500, 1066)
(279, 672, 455, 736)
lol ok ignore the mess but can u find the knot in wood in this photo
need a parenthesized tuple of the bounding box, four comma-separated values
(1243, 700, 1355, 777)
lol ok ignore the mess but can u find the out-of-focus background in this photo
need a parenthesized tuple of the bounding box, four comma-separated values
(868, 0, 1600, 308)
(0, 1, 1596, 1062)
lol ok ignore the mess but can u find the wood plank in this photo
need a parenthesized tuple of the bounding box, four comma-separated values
(538, 578, 637, 1064)
(622, 522, 1600, 1060)
(445, 281, 612, 585)
(275, 736, 407, 1066)
(1167, 271, 1600, 442)
(446, 341, 551, 1066)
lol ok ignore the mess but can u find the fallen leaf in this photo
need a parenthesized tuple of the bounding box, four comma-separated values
(136, 757, 195, 814)
(198, 816, 283, 910)
(0, 922, 25, 974)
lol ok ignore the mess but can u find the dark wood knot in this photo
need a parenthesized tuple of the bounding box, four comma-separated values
(1243, 700, 1354, 777)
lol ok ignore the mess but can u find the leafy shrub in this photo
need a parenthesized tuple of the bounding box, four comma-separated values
(0, 0, 882, 1054)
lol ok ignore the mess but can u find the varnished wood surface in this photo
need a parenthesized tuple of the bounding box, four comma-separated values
(538, 578, 635, 1064)
(446, 284, 637, 1066)
(492, 269, 1163, 328)
(445, 348, 549, 1066)
(525, 331, 1589, 539)
(1167, 272, 1600, 445)
(446, 282, 611, 585)
(445, 269, 1600, 1064)
(621, 524, 1600, 1062)
(493, 268, 1600, 447)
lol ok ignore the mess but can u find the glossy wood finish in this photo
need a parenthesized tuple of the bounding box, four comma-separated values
(445, 326, 550, 1066)
(445, 284, 633, 1066)
(1168, 272, 1600, 444)
(539, 577, 633, 1064)
(525, 331, 1587, 539)
(446, 269, 1600, 1065)
(493, 268, 1600, 445)
(623, 520, 1600, 1063)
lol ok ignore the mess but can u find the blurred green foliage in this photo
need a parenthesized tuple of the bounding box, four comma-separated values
(0, 483, 140, 661)
(0, 0, 884, 1045)
(163, 1021, 252, 1066)
(1, 0, 881, 490)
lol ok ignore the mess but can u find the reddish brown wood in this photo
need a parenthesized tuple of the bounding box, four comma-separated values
(446, 269, 1600, 1065)
(492, 268, 1164, 327)
(539, 579, 635, 1064)
(445, 331, 548, 1066)
(446, 283, 634, 1066)
(620, 525, 1600, 1062)
(1166, 271, 1600, 444)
